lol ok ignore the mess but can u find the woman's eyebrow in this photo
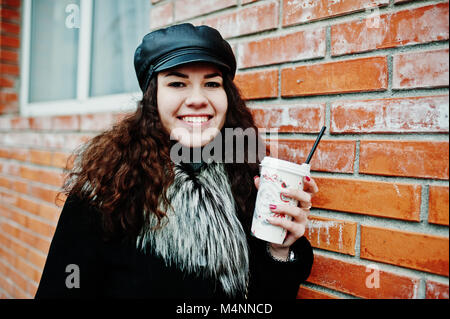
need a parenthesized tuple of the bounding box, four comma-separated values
(164, 71, 188, 78)
(204, 72, 222, 79)
(164, 71, 222, 79)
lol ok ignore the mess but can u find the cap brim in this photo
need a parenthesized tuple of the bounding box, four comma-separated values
(154, 52, 230, 74)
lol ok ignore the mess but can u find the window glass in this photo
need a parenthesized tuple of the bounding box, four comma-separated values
(29, 0, 80, 103)
(89, 0, 150, 97)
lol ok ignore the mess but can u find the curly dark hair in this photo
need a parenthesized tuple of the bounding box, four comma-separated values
(59, 73, 264, 240)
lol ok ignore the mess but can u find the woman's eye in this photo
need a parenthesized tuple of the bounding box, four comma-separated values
(168, 82, 186, 88)
(205, 82, 221, 88)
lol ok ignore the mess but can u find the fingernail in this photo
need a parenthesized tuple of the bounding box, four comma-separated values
(269, 204, 277, 210)
(305, 176, 311, 182)
(254, 175, 259, 180)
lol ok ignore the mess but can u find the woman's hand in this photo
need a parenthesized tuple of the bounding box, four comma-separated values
(254, 175, 319, 260)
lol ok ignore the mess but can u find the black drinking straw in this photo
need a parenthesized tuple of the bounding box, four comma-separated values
(305, 126, 326, 164)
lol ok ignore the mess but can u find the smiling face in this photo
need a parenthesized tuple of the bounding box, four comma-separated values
(156, 62, 228, 148)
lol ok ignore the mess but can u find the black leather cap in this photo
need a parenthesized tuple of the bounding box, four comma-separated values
(134, 23, 236, 93)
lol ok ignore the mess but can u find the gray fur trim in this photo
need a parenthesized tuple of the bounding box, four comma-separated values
(137, 162, 249, 298)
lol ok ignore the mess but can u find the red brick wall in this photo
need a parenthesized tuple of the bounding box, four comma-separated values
(0, 0, 20, 114)
(0, 0, 448, 299)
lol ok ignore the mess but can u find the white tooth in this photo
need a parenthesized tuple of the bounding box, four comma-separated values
(182, 116, 208, 123)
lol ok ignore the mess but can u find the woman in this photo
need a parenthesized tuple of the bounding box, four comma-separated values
(35, 23, 317, 299)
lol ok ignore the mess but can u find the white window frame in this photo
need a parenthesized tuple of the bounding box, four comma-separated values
(20, 0, 142, 117)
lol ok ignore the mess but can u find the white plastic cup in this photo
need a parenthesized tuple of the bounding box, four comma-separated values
(251, 157, 311, 244)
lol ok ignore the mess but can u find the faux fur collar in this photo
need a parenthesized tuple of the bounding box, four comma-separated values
(137, 161, 249, 298)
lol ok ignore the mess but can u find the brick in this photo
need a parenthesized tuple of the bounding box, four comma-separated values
(22, 133, 47, 149)
(0, 63, 19, 75)
(0, 192, 18, 211)
(283, 0, 389, 27)
(8, 148, 28, 162)
(41, 133, 66, 149)
(0, 252, 29, 294)
(79, 113, 116, 131)
(0, 202, 15, 220)
(332, 3, 449, 55)
(0, 8, 20, 21)
(266, 139, 355, 173)
(29, 149, 52, 166)
(0, 223, 51, 254)
(0, 0, 21, 8)
(29, 116, 53, 130)
(0, 273, 15, 298)
(428, 186, 449, 226)
(0, 92, 17, 104)
(359, 140, 449, 180)
(51, 151, 71, 169)
(29, 185, 59, 204)
(360, 225, 449, 276)
(0, 176, 9, 188)
(393, 49, 449, 89)
(305, 215, 357, 255)
(202, 0, 278, 38)
(0, 21, 20, 34)
(10, 117, 29, 130)
(6, 207, 54, 238)
(308, 254, 420, 298)
(12, 179, 27, 194)
(16, 195, 60, 223)
(312, 177, 421, 221)
(0, 246, 41, 284)
(150, 2, 173, 29)
(242, 0, 259, 4)
(28, 281, 39, 297)
(425, 280, 449, 299)
(52, 115, 80, 131)
(238, 28, 326, 68)
(250, 103, 325, 133)
(19, 166, 64, 187)
(27, 249, 47, 270)
(0, 132, 38, 147)
(281, 56, 387, 97)
(0, 49, 18, 63)
(174, 0, 236, 21)
(0, 76, 14, 88)
(0, 35, 19, 48)
(0, 233, 20, 259)
(0, 161, 20, 177)
(0, 103, 18, 114)
(234, 69, 278, 100)
(331, 95, 449, 133)
(297, 286, 339, 299)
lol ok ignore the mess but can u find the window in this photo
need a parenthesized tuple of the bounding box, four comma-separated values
(20, 0, 150, 116)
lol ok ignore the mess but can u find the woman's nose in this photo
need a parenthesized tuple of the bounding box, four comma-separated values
(185, 87, 208, 108)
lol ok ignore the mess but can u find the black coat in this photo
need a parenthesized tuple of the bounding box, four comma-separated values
(35, 194, 314, 299)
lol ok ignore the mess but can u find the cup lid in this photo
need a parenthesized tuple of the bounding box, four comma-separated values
(260, 156, 310, 176)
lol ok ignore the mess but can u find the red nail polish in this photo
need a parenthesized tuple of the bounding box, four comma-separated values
(254, 175, 258, 180)
(269, 204, 277, 210)
(305, 176, 311, 182)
